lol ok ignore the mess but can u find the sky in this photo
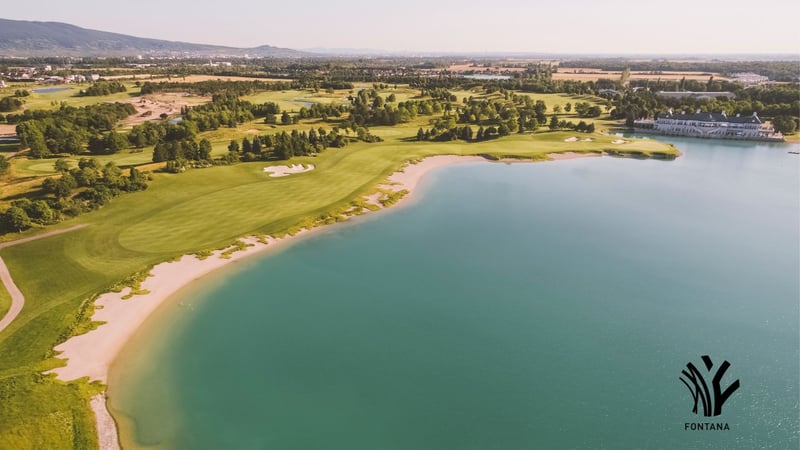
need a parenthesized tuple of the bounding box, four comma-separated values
(3, 0, 800, 54)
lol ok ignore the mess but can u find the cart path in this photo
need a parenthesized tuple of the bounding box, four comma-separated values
(0, 225, 88, 333)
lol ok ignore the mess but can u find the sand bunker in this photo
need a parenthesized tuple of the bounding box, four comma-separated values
(564, 136, 580, 142)
(263, 164, 315, 177)
(612, 139, 627, 144)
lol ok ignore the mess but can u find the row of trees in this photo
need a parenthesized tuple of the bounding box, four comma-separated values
(0, 158, 149, 233)
(80, 81, 127, 96)
(416, 123, 506, 142)
(15, 103, 137, 158)
(0, 96, 23, 112)
(609, 86, 800, 133)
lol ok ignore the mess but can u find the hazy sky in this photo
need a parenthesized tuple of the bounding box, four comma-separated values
(4, 0, 800, 54)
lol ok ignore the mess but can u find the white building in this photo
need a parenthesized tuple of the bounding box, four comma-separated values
(731, 73, 769, 86)
(635, 109, 784, 142)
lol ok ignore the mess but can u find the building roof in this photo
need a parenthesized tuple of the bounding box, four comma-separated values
(656, 91, 737, 100)
(658, 110, 762, 124)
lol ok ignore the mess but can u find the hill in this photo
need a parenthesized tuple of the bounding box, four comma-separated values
(0, 18, 306, 57)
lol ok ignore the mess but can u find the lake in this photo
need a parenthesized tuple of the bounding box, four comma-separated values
(110, 137, 800, 449)
(32, 87, 71, 94)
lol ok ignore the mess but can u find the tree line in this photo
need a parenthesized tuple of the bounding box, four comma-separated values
(1, 158, 149, 233)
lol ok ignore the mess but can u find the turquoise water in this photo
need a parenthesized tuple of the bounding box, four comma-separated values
(110, 138, 800, 449)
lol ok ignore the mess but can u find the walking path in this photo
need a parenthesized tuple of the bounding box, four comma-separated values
(0, 225, 87, 334)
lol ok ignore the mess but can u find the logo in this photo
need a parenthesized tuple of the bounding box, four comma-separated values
(680, 355, 740, 417)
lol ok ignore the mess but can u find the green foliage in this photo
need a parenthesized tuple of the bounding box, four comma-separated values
(1, 206, 32, 232)
(15, 102, 136, 156)
(0, 96, 23, 113)
(219, 239, 253, 259)
(80, 81, 127, 97)
(0, 155, 9, 176)
(772, 116, 798, 134)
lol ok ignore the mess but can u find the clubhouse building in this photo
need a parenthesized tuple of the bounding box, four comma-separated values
(634, 109, 784, 142)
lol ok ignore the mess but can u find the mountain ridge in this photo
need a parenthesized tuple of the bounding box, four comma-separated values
(0, 18, 306, 57)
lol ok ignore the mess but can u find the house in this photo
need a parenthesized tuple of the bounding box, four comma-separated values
(635, 109, 784, 142)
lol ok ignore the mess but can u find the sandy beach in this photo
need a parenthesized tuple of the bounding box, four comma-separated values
(46, 153, 589, 447)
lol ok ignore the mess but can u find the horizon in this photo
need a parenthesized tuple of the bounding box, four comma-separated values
(2, 0, 800, 55)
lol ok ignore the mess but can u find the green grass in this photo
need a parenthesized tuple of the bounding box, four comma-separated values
(10, 85, 139, 111)
(11, 150, 155, 178)
(0, 278, 10, 321)
(241, 89, 350, 113)
(0, 84, 679, 448)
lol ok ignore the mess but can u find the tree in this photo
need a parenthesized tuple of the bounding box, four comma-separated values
(199, 139, 213, 160)
(417, 128, 425, 141)
(620, 67, 631, 85)
(28, 200, 55, 225)
(54, 159, 71, 173)
(78, 157, 101, 170)
(2, 206, 31, 232)
(549, 114, 560, 130)
(565, 102, 572, 113)
(106, 131, 129, 153)
(0, 96, 23, 113)
(0, 155, 8, 176)
(228, 140, 240, 153)
(281, 111, 292, 125)
(772, 116, 797, 134)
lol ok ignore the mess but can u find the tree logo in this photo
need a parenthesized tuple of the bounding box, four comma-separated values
(680, 355, 740, 417)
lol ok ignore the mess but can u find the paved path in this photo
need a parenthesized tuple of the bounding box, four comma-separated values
(0, 225, 87, 333)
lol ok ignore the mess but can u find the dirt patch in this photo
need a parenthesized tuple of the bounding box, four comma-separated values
(119, 93, 195, 127)
(0, 124, 16, 136)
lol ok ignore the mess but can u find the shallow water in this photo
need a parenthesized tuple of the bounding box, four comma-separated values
(110, 137, 800, 449)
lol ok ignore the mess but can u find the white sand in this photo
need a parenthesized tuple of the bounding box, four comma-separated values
(612, 139, 627, 144)
(263, 164, 315, 177)
(91, 394, 120, 450)
(564, 136, 580, 142)
(384, 155, 485, 194)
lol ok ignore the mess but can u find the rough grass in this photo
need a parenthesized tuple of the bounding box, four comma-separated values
(0, 85, 679, 448)
(0, 278, 10, 321)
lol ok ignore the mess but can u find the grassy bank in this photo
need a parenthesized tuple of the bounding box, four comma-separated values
(0, 280, 9, 321)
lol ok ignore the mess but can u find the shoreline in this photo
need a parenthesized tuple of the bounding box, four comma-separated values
(47, 152, 600, 449)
